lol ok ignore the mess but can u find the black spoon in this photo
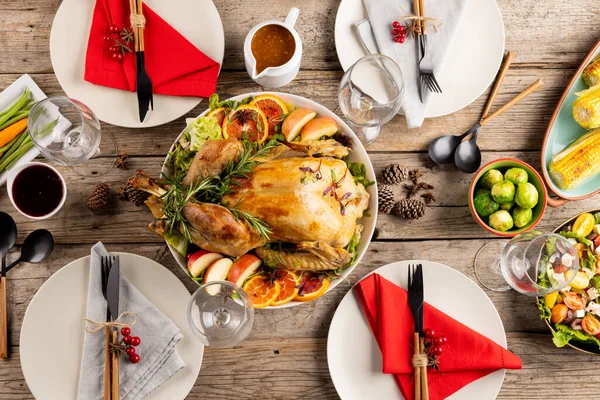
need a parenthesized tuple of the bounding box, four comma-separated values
(1, 229, 54, 359)
(0, 212, 17, 359)
(5, 229, 55, 272)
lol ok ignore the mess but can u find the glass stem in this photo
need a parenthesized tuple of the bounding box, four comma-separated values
(346, 120, 380, 146)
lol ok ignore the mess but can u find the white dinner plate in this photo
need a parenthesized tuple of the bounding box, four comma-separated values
(50, 0, 224, 128)
(327, 260, 507, 399)
(161, 92, 378, 308)
(335, 0, 505, 118)
(0, 74, 47, 186)
(20, 252, 204, 400)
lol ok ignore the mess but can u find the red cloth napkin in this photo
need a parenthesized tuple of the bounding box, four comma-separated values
(84, 0, 220, 97)
(354, 273, 522, 400)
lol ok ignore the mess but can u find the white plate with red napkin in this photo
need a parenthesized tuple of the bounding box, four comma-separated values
(327, 260, 522, 399)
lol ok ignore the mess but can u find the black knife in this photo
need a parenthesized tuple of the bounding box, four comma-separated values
(107, 256, 120, 321)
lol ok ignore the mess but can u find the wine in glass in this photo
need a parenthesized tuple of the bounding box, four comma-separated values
(29, 97, 117, 175)
(474, 230, 579, 295)
(187, 281, 254, 348)
(338, 54, 404, 146)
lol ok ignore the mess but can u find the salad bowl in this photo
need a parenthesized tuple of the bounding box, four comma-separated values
(161, 92, 377, 308)
(538, 209, 600, 355)
(541, 40, 600, 206)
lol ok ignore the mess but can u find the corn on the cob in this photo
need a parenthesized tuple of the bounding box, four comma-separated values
(573, 85, 600, 129)
(549, 128, 600, 190)
(583, 55, 600, 87)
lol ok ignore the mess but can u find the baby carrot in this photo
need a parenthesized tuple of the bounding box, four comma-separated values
(0, 118, 28, 148)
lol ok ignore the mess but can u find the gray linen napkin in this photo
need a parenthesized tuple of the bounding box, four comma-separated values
(77, 243, 185, 400)
(359, 0, 468, 128)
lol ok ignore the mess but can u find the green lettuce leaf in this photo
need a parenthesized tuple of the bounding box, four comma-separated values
(346, 161, 375, 188)
(188, 116, 222, 152)
(537, 298, 551, 320)
(552, 323, 600, 350)
(166, 145, 194, 176)
(559, 231, 593, 247)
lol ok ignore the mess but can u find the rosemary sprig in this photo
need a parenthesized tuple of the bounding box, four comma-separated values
(159, 173, 216, 242)
(227, 207, 272, 242)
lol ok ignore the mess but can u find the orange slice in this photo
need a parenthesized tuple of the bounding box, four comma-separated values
(294, 273, 330, 302)
(206, 107, 230, 128)
(271, 270, 299, 306)
(222, 105, 269, 143)
(250, 94, 289, 133)
(243, 275, 280, 308)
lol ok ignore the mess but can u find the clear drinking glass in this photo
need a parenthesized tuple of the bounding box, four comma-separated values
(29, 97, 117, 175)
(338, 54, 404, 146)
(187, 281, 254, 348)
(474, 231, 579, 295)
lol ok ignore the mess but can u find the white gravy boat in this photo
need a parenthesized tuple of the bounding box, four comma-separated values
(244, 8, 302, 88)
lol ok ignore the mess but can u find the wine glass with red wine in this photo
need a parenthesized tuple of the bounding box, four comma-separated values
(29, 97, 117, 176)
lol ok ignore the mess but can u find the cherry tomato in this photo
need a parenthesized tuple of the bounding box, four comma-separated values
(424, 329, 436, 338)
(130, 336, 141, 347)
(121, 327, 131, 337)
(582, 316, 600, 336)
(126, 347, 136, 357)
(594, 235, 600, 249)
(563, 292, 586, 310)
(550, 304, 568, 324)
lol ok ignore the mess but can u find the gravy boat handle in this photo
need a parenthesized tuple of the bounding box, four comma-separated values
(285, 7, 300, 28)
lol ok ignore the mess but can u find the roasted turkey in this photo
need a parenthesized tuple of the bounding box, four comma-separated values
(131, 138, 370, 271)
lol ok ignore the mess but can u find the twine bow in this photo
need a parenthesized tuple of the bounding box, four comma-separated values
(398, 5, 444, 34)
(84, 311, 137, 333)
(130, 13, 146, 29)
(412, 352, 429, 368)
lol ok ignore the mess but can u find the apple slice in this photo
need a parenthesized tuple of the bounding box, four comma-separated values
(204, 258, 234, 285)
(300, 117, 338, 141)
(227, 254, 262, 287)
(187, 250, 223, 278)
(281, 108, 316, 142)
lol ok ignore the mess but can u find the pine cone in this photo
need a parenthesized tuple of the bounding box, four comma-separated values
(378, 185, 395, 214)
(119, 182, 150, 207)
(382, 163, 409, 185)
(87, 183, 110, 213)
(392, 198, 426, 220)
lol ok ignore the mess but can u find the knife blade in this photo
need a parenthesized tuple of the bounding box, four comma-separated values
(107, 256, 120, 322)
(415, 264, 424, 335)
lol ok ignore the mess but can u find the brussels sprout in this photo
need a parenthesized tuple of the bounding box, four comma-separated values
(480, 169, 504, 189)
(500, 200, 515, 211)
(512, 206, 533, 228)
(474, 187, 490, 198)
(504, 168, 529, 185)
(489, 210, 514, 232)
(473, 193, 500, 217)
(491, 180, 516, 204)
(515, 182, 539, 209)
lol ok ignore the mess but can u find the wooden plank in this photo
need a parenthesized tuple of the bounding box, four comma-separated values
(1, 151, 598, 243)
(1, 240, 560, 348)
(2, 333, 600, 399)
(0, 65, 579, 154)
(1, 0, 599, 73)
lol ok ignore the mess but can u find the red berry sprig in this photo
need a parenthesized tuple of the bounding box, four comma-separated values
(391, 21, 406, 44)
(103, 26, 133, 63)
(110, 327, 142, 364)
(423, 329, 447, 369)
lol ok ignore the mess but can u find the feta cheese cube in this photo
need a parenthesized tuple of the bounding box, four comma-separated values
(595, 246, 600, 257)
(560, 285, 572, 294)
(587, 302, 600, 317)
(588, 287, 600, 301)
(583, 268, 595, 279)
(575, 309, 586, 318)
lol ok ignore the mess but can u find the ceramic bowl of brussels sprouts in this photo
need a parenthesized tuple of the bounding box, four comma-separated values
(469, 159, 548, 236)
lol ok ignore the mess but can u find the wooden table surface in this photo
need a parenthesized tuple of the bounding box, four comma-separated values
(1, 0, 600, 398)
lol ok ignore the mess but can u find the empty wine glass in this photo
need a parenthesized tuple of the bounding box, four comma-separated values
(29, 97, 117, 176)
(338, 54, 404, 146)
(187, 281, 254, 348)
(474, 230, 579, 295)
